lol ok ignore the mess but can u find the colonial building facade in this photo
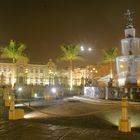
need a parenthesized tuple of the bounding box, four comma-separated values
(0, 58, 109, 87)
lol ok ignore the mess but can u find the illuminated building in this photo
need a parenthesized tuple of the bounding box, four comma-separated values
(0, 59, 56, 86)
(0, 58, 109, 87)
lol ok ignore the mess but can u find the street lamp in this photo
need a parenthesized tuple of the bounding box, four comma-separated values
(16, 86, 22, 99)
(80, 45, 93, 53)
(80, 46, 85, 51)
(88, 47, 92, 52)
(18, 87, 22, 92)
(51, 87, 56, 93)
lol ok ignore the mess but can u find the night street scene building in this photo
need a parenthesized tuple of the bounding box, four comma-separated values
(0, 58, 109, 87)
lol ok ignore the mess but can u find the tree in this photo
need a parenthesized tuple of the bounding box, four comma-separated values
(101, 47, 118, 78)
(60, 44, 84, 90)
(0, 40, 28, 63)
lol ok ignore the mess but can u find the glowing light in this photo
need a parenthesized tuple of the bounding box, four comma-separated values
(80, 46, 85, 51)
(120, 64, 124, 68)
(131, 117, 140, 127)
(15, 104, 24, 107)
(34, 93, 38, 98)
(24, 112, 40, 119)
(88, 47, 92, 52)
(51, 87, 56, 93)
(18, 87, 22, 92)
(9, 96, 11, 100)
(104, 112, 120, 126)
(24, 114, 35, 119)
(24, 112, 49, 119)
(49, 70, 52, 74)
(25, 69, 28, 73)
(118, 78, 126, 86)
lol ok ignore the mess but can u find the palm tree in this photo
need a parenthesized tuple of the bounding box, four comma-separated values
(0, 40, 28, 63)
(60, 44, 83, 90)
(0, 40, 28, 86)
(101, 47, 118, 78)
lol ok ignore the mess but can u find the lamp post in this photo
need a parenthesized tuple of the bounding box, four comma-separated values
(9, 92, 24, 120)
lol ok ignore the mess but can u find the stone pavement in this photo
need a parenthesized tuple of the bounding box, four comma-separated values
(0, 96, 140, 140)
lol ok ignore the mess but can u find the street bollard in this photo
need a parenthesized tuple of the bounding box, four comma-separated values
(3, 87, 10, 107)
(118, 97, 131, 132)
(9, 93, 24, 120)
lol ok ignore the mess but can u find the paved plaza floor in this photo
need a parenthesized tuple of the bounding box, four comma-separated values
(0, 97, 140, 140)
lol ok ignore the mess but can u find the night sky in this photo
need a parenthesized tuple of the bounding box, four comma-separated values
(0, 0, 140, 66)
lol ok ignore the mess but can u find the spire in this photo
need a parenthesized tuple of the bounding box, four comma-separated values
(124, 9, 134, 28)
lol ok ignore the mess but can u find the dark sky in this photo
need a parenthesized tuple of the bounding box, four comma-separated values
(0, 0, 140, 66)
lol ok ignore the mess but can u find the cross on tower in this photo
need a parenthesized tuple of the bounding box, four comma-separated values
(124, 9, 134, 28)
